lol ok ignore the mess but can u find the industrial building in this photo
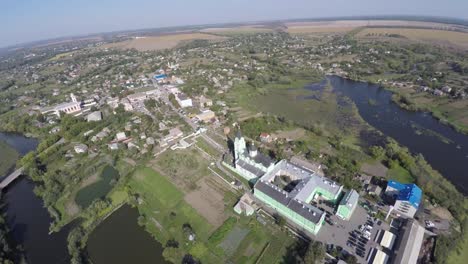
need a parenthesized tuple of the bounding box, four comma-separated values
(385, 181, 422, 218)
(392, 219, 426, 264)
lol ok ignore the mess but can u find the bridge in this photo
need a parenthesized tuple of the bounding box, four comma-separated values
(0, 167, 24, 189)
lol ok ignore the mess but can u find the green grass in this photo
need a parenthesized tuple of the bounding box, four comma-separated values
(0, 140, 19, 176)
(229, 217, 297, 264)
(387, 164, 414, 183)
(208, 217, 237, 246)
(128, 167, 216, 262)
(75, 165, 120, 208)
(228, 79, 367, 138)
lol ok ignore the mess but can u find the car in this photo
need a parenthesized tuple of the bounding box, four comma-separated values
(425, 220, 435, 228)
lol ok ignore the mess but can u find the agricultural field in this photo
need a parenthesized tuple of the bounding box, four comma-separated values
(100, 33, 226, 51)
(356, 28, 468, 49)
(286, 20, 468, 35)
(0, 140, 18, 176)
(201, 26, 273, 36)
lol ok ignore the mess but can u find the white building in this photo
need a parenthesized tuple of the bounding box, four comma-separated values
(74, 144, 88, 154)
(41, 101, 82, 117)
(116, 132, 127, 141)
(87, 111, 102, 122)
(176, 93, 192, 108)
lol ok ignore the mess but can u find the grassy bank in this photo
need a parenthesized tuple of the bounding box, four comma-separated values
(0, 140, 19, 177)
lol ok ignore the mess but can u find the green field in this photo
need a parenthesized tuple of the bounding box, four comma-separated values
(128, 167, 218, 262)
(0, 140, 19, 176)
(387, 164, 414, 183)
(75, 165, 120, 208)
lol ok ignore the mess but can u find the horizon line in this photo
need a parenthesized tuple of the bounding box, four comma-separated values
(2, 14, 468, 50)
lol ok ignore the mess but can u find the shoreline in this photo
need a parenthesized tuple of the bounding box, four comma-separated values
(334, 74, 468, 136)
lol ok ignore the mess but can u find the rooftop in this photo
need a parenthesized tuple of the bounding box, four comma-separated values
(339, 189, 359, 209)
(387, 180, 422, 208)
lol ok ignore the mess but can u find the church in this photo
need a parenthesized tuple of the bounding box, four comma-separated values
(231, 130, 275, 181)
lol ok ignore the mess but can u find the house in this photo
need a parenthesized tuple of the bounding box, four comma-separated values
(176, 93, 192, 108)
(196, 110, 216, 123)
(385, 180, 422, 218)
(441, 85, 452, 93)
(83, 129, 94, 137)
(368, 184, 382, 196)
(234, 193, 256, 216)
(74, 144, 88, 154)
(87, 111, 102, 122)
(146, 137, 155, 145)
(433, 89, 444, 96)
(198, 96, 213, 107)
(259, 132, 272, 143)
(108, 143, 119, 150)
(116, 132, 127, 141)
(49, 126, 61, 134)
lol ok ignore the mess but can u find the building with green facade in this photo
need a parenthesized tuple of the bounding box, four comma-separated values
(336, 189, 359, 220)
(253, 160, 343, 235)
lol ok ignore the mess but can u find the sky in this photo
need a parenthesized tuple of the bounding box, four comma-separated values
(1, 0, 467, 48)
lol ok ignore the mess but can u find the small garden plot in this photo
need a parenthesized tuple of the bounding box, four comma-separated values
(219, 226, 249, 256)
(75, 165, 119, 208)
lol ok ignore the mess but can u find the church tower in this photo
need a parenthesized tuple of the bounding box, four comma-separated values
(70, 93, 77, 103)
(234, 130, 246, 161)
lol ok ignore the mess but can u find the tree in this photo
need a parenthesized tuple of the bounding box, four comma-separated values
(144, 98, 157, 109)
(369, 145, 385, 159)
(345, 254, 358, 264)
(273, 213, 286, 227)
(303, 241, 325, 264)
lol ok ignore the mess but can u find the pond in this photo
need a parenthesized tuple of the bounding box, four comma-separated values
(317, 76, 468, 195)
(75, 165, 120, 208)
(86, 204, 169, 264)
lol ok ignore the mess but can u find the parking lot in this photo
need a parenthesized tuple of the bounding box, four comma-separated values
(316, 205, 390, 263)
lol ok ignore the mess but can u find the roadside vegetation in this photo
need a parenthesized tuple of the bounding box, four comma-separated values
(0, 140, 18, 177)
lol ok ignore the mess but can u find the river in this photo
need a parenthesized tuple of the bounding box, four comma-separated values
(1, 132, 72, 264)
(321, 76, 468, 195)
(0, 132, 167, 264)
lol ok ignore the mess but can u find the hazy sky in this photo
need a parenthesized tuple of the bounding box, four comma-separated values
(1, 0, 467, 48)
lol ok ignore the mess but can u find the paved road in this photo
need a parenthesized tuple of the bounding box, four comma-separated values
(0, 167, 24, 189)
